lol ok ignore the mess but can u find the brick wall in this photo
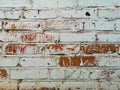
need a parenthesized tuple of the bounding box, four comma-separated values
(0, 0, 120, 90)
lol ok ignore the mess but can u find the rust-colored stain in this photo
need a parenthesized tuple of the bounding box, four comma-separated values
(22, 33, 37, 42)
(80, 44, 117, 54)
(0, 69, 8, 78)
(11, 24, 16, 30)
(40, 87, 56, 90)
(4, 22, 8, 25)
(59, 56, 96, 66)
(5, 44, 40, 54)
(45, 44, 64, 50)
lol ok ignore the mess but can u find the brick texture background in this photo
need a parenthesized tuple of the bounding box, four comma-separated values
(0, 0, 120, 90)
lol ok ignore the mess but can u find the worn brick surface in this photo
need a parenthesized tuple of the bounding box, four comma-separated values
(0, 0, 120, 89)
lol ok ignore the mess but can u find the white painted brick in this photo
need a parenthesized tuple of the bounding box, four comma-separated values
(0, 57, 19, 67)
(19, 82, 36, 90)
(115, 20, 120, 31)
(32, 0, 77, 9)
(11, 68, 48, 79)
(65, 68, 80, 79)
(60, 81, 98, 90)
(50, 68, 65, 79)
(20, 81, 98, 90)
(20, 57, 57, 67)
(32, 0, 57, 9)
(100, 82, 120, 90)
(0, 0, 31, 7)
(110, 68, 120, 80)
(84, 21, 114, 30)
(57, 0, 77, 8)
(98, 56, 120, 66)
(4, 9, 21, 19)
(24, 10, 58, 19)
(0, 10, 5, 19)
(60, 32, 96, 42)
(98, 9, 120, 19)
(2, 32, 22, 42)
(78, 0, 118, 7)
(19, 82, 61, 90)
(98, 33, 120, 42)
(60, 9, 96, 19)
(0, 81, 17, 90)
(79, 68, 99, 80)
(0, 22, 3, 30)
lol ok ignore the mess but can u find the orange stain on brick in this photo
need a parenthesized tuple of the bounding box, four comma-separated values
(0, 69, 8, 78)
(11, 24, 16, 30)
(40, 87, 56, 90)
(46, 44, 64, 50)
(59, 56, 96, 66)
(4, 22, 8, 25)
(22, 33, 37, 42)
(5, 44, 26, 54)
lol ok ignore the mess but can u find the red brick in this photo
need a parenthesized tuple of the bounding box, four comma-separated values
(80, 44, 117, 54)
(59, 56, 96, 66)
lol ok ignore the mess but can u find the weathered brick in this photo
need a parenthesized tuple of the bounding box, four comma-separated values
(0, 56, 19, 67)
(20, 57, 57, 67)
(45, 44, 80, 55)
(5, 43, 44, 55)
(22, 32, 58, 43)
(99, 82, 120, 90)
(11, 67, 48, 79)
(42, 19, 82, 31)
(60, 32, 96, 42)
(3, 21, 41, 31)
(24, 10, 58, 19)
(1, 31, 58, 43)
(0, 81, 17, 90)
